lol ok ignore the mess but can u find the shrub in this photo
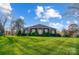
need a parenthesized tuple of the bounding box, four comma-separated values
(0, 32, 3, 36)
(21, 33, 27, 36)
(43, 32, 49, 36)
(28, 32, 38, 36)
(21, 30, 27, 36)
(63, 34, 70, 37)
(55, 34, 61, 37)
(16, 30, 22, 36)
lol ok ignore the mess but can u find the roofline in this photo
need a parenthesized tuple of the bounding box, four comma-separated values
(25, 24, 56, 30)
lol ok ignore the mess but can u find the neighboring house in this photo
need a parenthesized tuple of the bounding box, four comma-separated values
(5, 27, 11, 35)
(5, 31, 11, 35)
(5, 27, 16, 35)
(5, 30, 16, 35)
(25, 24, 56, 36)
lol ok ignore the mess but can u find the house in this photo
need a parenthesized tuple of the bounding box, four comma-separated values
(5, 27, 16, 35)
(25, 24, 57, 36)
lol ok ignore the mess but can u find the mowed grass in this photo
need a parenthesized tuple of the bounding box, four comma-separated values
(0, 36, 79, 55)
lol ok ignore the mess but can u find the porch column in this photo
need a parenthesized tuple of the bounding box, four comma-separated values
(55, 30, 56, 34)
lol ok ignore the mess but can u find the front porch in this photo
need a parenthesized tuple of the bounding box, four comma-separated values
(26, 28, 56, 36)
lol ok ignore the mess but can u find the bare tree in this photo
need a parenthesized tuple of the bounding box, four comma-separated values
(11, 18, 25, 35)
(0, 15, 10, 35)
(0, 22, 4, 34)
(67, 24, 79, 37)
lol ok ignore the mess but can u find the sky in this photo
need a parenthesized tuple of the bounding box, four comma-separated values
(0, 3, 78, 31)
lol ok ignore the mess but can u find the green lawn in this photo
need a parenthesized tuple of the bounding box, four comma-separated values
(0, 36, 79, 55)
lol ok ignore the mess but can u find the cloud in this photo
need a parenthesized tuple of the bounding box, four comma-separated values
(0, 3, 12, 20)
(19, 16, 24, 19)
(67, 20, 78, 25)
(74, 20, 78, 24)
(0, 3, 12, 15)
(36, 6, 44, 18)
(40, 19, 49, 22)
(7, 16, 12, 20)
(67, 21, 70, 24)
(44, 8, 62, 19)
(66, 20, 78, 30)
(35, 6, 62, 22)
(49, 22, 64, 31)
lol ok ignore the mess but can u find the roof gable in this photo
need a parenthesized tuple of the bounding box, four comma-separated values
(26, 24, 56, 30)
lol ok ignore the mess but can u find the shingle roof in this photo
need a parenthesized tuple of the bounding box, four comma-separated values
(25, 24, 56, 30)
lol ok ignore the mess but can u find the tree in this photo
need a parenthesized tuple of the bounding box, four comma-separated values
(0, 15, 10, 35)
(67, 24, 79, 37)
(10, 20, 16, 35)
(0, 3, 12, 35)
(0, 22, 4, 35)
(62, 29, 69, 37)
(12, 18, 24, 35)
(63, 3, 79, 37)
(16, 30, 22, 36)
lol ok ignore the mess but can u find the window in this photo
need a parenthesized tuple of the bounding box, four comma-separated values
(44, 29, 48, 33)
(32, 29, 36, 33)
(25, 30, 28, 33)
(38, 29, 43, 35)
(52, 30, 55, 34)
